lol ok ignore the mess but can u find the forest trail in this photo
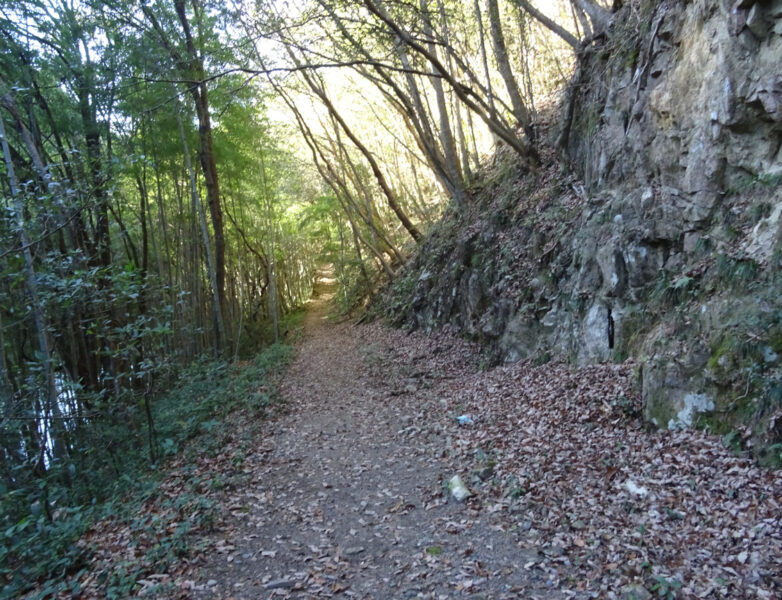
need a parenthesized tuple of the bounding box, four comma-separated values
(186, 269, 781, 600)
(190, 269, 558, 599)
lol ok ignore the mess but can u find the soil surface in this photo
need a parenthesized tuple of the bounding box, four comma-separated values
(183, 269, 781, 600)
(189, 271, 558, 600)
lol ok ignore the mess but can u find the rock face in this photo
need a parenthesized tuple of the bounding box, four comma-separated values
(384, 0, 782, 459)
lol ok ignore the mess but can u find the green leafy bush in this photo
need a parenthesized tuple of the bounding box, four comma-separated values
(0, 506, 89, 598)
(0, 344, 291, 599)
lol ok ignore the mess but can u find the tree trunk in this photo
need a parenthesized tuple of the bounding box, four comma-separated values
(293, 58, 423, 242)
(420, 0, 465, 209)
(513, 0, 580, 49)
(258, 151, 281, 343)
(75, 73, 111, 269)
(572, 0, 611, 33)
(0, 114, 66, 467)
(172, 0, 227, 329)
(176, 110, 225, 355)
(312, 1, 462, 212)
(436, 0, 472, 181)
(364, 0, 540, 167)
(0, 300, 14, 428)
(473, 0, 498, 125)
(486, 0, 534, 140)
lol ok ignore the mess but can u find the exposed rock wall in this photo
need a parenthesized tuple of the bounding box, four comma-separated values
(565, 0, 782, 440)
(383, 0, 782, 460)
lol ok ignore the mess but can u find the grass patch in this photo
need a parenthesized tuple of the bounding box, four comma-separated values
(714, 255, 759, 291)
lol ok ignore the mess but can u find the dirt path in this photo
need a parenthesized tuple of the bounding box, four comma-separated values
(185, 270, 781, 600)
(190, 271, 558, 599)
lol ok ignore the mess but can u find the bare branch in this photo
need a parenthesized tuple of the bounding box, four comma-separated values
(512, 0, 581, 50)
(362, 0, 539, 168)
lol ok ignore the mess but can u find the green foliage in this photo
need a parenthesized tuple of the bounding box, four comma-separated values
(0, 344, 291, 598)
(650, 273, 698, 310)
(723, 430, 744, 455)
(154, 345, 291, 447)
(335, 258, 376, 314)
(89, 482, 218, 599)
(613, 394, 641, 419)
(706, 327, 775, 399)
(696, 298, 782, 462)
(613, 307, 649, 363)
(578, 104, 601, 137)
(649, 575, 683, 599)
(0, 506, 89, 599)
(769, 329, 782, 354)
(0, 9, 321, 592)
(714, 255, 759, 290)
(761, 443, 782, 469)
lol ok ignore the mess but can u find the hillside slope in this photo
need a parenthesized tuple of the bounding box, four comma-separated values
(382, 0, 782, 461)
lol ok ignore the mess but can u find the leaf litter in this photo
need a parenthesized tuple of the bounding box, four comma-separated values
(47, 286, 780, 599)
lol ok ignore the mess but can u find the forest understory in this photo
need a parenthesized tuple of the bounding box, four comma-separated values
(40, 273, 779, 600)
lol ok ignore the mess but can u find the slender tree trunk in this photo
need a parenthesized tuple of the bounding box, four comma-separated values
(270, 70, 400, 275)
(349, 217, 371, 285)
(292, 57, 422, 241)
(1, 89, 107, 399)
(176, 110, 225, 355)
(395, 47, 461, 200)
(0, 309, 13, 416)
(311, 3, 463, 207)
(152, 156, 176, 321)
(0, 115, 65, 467)
(452, 97, 472, 182)
(572, 0, 611, 33)
(146, 182, 163, 279)
(364, 0, 539, 166)
(75, 73, 111, 269)
(436, 0, 471, 181)
(259, 151, 280, 343)
(486, 0, 534, 140)
(473, 0, 498, 125)
(172, 0, 227, 328)
(516, 8, 537, 122)
(514, 0, 580, 49)
(420, 0, 465, 209)
(135, 170, 149, 315)
(329, 124, 404, 262)
(571, 1, 590, 38)
(465, 107, 481, 171)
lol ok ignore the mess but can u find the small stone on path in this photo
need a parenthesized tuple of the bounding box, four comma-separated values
(264, 578, 297, 590)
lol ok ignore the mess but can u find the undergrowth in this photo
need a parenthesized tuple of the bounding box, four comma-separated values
(0, 344, 292, 600)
